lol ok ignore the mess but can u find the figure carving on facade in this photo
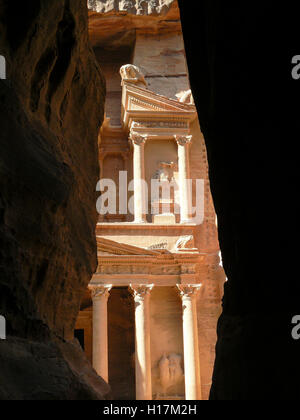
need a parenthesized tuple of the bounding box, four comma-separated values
(176, 89, 194, 105)
(158, 353, 183, 395)
(153, 161, 175, 182)
(119, 0, 136, 14)
(137, 0, 148, 15)
(120, 64, 148, 88)
(148, 0, 160, 14)
(176, 235, 194, 250)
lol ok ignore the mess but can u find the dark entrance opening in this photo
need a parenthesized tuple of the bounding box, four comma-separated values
(108, 287, 136, 400)
(74, 328, 85, 351)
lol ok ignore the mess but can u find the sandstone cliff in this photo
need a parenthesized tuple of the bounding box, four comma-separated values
(0, 0, 110, 399)
(88, 0, 181, 48)
(88, 0, 175, 15)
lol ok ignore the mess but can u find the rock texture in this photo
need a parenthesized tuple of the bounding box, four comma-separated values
(88, 0, 180, 48)
(0, 0, 108, 399)
(88, 0, 175, 16)
(0, 337, 111, 400)
(179, 0, 300, 400)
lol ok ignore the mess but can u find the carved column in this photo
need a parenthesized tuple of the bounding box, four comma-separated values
(130, 284, 154, 400)
(175, 135, 192, 223)
(89, 284, 112, 383)
(130, 131, 147, 223)
(177, 284, 202, 400)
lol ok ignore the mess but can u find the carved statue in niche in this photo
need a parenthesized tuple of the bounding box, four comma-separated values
(153, 161, 176, 182)
(176, 89, 194, 105)
(158, 353, 184, 396)
(152, 161, 178, 218)
(120, 64, 147, 88)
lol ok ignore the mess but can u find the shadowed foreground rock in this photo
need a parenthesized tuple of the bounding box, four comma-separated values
(179, 0, 300, 400)
(0, 0, 109, 399)
(0, 337, 110, 400)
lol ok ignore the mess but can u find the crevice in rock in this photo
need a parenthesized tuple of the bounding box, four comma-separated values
(46, 0, 76, 122)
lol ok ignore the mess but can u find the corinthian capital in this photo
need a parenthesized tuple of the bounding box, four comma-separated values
(88, 284, 112, 301)
(129, 131, 148, 146)
(130, 284, 154, 301)
(177, 284, 202, 299)
(174, 135, 193, 146)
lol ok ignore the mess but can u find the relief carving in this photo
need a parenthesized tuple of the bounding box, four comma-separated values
(176, 235, 194, 250)
(174, 135, 193, 147)
(159, 353, 184, 395)
(153, 161, 176, 182)
(119, 0, 136, 13)
(120, 64, 147, 88)
(129, 130, 148, 146)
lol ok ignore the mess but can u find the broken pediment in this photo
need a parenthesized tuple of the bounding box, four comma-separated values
(121, 81, 197, 132)
(97, 237, 163, 256)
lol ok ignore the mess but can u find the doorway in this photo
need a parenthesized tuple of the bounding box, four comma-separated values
(108, 287, 136, 400)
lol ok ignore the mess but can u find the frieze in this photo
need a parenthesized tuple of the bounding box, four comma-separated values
(132, 121, 188, 129)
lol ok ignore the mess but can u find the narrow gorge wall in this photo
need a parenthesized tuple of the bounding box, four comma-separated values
(0, 0, 110, 399)
(179, 0, 300, 400)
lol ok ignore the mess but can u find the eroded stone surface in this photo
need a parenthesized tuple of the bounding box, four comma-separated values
(0, 338, 111, 400)
(88, 0, 176, 15)
(88, 0, 181, 48)
(0, 0, 107, 399)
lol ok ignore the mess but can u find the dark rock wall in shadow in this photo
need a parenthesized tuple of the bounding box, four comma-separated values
(0, 0, 110, 399)
(179, 0, 300, 400)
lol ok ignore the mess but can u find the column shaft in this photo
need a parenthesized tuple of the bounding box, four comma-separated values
(130, 284, 153, 400)
(175, 136, 192, 224)
(178, 285, 202, 400)
(89, 285, 112, 383)
(130, 132, 147, 223)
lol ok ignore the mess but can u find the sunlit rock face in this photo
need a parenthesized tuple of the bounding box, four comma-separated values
(88, 0, 181, 49)
(0, 0, 109, 399)
(88, 0, 175, 15)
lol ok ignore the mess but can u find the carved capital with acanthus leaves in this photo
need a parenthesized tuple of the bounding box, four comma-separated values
(177, 284, 202, 300)
(130, 284, 154, 302)
(129, 131, 148, 146)
(174, 135, 193, 147)
(88, 284, 112, 301)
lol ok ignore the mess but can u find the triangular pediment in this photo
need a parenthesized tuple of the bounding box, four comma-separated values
(97, 237, 162, 256)
(123, 83, 196, 113)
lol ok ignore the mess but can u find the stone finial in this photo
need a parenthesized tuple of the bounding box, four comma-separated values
(176, 235, 194, 250)
(176, 89, 194, 105)
(120, 64, 148, 88)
